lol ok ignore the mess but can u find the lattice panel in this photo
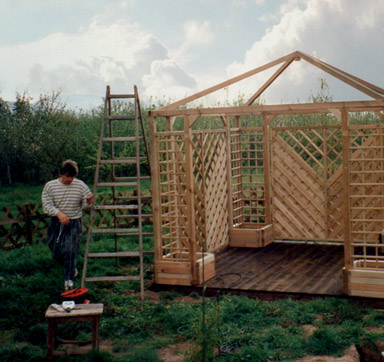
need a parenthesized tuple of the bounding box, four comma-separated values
(192, 131, 229, 252)
(349, 126, 384, 267)
(271, 133, 327, 240)
(275, 127, 343, 179)
(156, 133, 190, 260)
(230, 129, 243, 225)
(327, 168, 345, 240)
(325, 128, 343, 178)
(236, 129, 266, 224)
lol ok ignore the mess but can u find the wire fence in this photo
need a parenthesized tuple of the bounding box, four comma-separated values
(0, 194, 152, 250)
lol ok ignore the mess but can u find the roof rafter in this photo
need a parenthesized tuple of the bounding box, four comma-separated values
(245, 56, 297, 106)
(297, 51, 384, 100)
(158, 51, 300, 111)
(157, 50, 384, 111)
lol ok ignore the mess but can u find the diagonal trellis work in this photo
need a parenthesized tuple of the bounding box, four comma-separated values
(271, 126, 344, 241)
(271, 132, 327, 239)
(192, 130, 229, 252)
(154, 129, 229, 261)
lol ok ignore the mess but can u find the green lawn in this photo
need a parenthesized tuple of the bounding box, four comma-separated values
(1, 238, 384, 361)
(1, 184, 384, 361)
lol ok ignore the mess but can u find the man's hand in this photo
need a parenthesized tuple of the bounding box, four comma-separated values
(86, 195, 94, 205)
(57, 211, 70, 225)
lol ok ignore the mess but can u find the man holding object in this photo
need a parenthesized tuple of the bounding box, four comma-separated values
(42, 160, 94, 290)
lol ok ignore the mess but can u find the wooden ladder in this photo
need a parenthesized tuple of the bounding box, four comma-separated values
(81, 85, 150, 299)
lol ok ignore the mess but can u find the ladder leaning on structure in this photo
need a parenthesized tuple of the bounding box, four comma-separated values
(81, 85, 151, 299)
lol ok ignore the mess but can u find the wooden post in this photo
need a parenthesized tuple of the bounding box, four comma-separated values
(341, 108, 352, 273)
(263, 115, 274, 225)
(224, 115, 234, 233)
(149, 114, 162, 267)
(184, 115, 198, 284)
(322, 127, 329, 240)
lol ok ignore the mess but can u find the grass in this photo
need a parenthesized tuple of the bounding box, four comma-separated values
(0, 184, 44, 208)
(2, 183, 384, 361)
(2, 240, 384, 362)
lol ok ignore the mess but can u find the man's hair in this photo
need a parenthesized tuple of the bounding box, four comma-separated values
(60, 160, 78, 177)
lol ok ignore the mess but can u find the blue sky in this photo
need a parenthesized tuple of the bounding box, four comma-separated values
(0, 0, 383, 109)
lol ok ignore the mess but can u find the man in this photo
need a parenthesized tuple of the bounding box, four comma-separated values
(42, 160, 94, 290)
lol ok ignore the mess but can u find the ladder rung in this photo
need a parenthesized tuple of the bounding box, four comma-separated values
(93, 205, 138, 210)
(106, 115, 136, 121)
(84, 275, 141, 282)
(97, 182, 137, 187)
(115, 176, 151, 181)
(100, 158, 146, 164)
(109, 94, 135, 99)
(116, 195, 151, 201)
(117, 232, 153, 237)
(91, 228, 139, 234)
(88, 251, 140, 258)
(103, 137, 138, 142)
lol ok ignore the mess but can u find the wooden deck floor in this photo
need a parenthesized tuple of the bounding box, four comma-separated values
(205, 242, 345, 296)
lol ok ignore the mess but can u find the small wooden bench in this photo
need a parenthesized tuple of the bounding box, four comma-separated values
(45, 303, 104, 360)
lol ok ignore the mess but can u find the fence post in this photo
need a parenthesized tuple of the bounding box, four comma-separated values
(24, 204, 33, 245)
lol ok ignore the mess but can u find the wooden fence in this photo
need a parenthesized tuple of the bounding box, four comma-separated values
(0, 194, 152, 250)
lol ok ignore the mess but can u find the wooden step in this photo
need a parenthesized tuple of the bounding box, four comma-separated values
(97, 182, 137, 187)
(100, 157, 146, 164)
(93, 205, 138, 210)
(114, 176, 151, 181)
(117, 232, 153, 237)
(103, 137, 138, 142)
(88, 251, 140, 258)
(91, 228, 139, 234)
(105, 115, 136, 121)
(109, 94, 135, 99)
(84, 275, 140, 282)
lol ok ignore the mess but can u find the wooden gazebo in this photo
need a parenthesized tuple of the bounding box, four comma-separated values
(149, 50, 384, 298)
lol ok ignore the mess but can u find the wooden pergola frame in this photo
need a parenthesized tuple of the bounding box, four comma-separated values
(149, 51, 384, 297)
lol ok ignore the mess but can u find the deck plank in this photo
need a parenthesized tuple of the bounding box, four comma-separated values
(206, 242, 344, 295)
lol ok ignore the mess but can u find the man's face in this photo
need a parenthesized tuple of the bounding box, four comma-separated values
(61, 174, 74, 184)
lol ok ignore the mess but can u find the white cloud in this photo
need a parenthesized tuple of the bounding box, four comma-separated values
(170, 20, 215, 67)
(225, 0, 384, 104)
(0, 17, 194, 108)
(142, 59, 197, 101)
(183, 20, 215, 48)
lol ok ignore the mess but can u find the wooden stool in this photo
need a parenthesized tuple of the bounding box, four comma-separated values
(45, 303, 104, 360)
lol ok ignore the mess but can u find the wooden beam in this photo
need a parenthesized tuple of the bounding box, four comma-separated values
(224, 116, 233, 232)
(149, 114, 162, 264)
(341, 108, 352, 271)
(158, 51, 300, 111)
(263, 115, 272, 224)
(246, 58, 295, 106)
(150, 99, 384, 117)
(298, 52, 384, 100)
(184, 115, 198, 284)
(311, 55, 384, 96)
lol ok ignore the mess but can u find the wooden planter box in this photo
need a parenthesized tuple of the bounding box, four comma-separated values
(229, 224, 274, 248)
(155, 252, 215, 286)
(347, 260, 384, 298)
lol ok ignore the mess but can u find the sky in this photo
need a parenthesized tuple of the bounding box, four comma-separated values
(1, 0, 383, 110)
